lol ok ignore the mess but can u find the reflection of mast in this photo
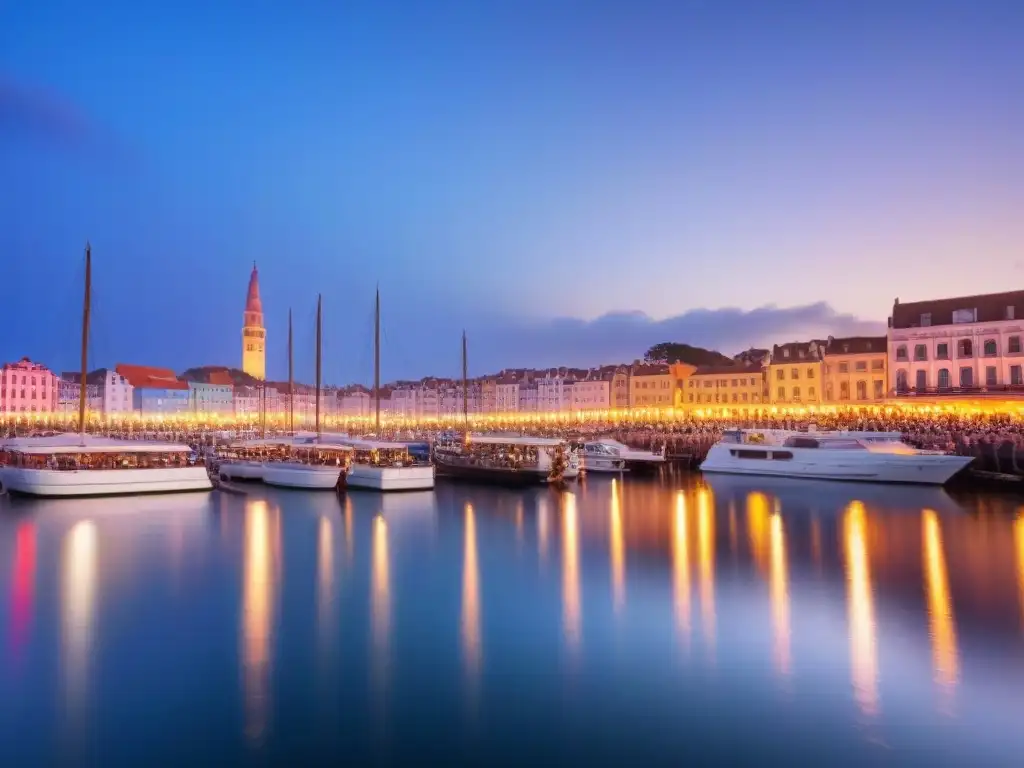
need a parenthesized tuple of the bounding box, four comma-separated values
(561, 492, 580, 656)
(62, 520, 96, 746)
(242, 500, 276, 743)
(462, 503, 481, 676)
(923, 510, 958, 707)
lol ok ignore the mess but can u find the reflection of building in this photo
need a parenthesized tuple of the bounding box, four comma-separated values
(1, 357, 59, 414)
(767, 341, 825, 406)
(823, 336, 887, 403)
(888, 291, 1024, 394)
(242, 264, 266, 381)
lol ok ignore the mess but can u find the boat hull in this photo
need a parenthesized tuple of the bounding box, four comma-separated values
(583, 455, 626, 473)
(218, 460, 265, 481)
(699, 444, 973, 485)
(345, 464, 435, 491)
(0, 466, 213, 497)
(263, 463, 342, 490)
(435, 459, 556, 487)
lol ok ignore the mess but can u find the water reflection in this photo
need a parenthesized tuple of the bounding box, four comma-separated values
(697, 487, 716, 656)
(922, 510, 958, 709)
(672, 492, 691, 647)
(769, 512, 791, 678)
(317, 515, 334, 652)
(242, 500, 277, 744)
(746, 492, 770, 577)
(344, 495, 354, 564)
(1016, 512, 1024, 632)
(62, 520, 97, 741)
(462, 503, 481, 678)
(537, 496, 550, 566)
(562, 491, 581, 656)
(844, 501, 879, 717)
(371, 515, 391, 690)
(8, 522, 36, 662)
(610, 478, 626, 614)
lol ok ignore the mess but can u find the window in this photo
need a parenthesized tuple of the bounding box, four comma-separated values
(921, 313, 931, 327)
(914, 344, 927, 361)
(742, 393, 748, 402)
(856, 381, 867, 400)
(777, 386, 785, 399)
(807, 368, 815, 379)
(983, 339, 998, 356)
(960, 367, 973, 387)
(732, 449, 769, 460)
(957, 339, 973, 358)
(855, 361, 867, 372)
(776, 369, 784, 381)
(731, 393, 737, 403)
(871, 359, 884, 371)
(952, 308, 976, 324)
(790, 368, 799, 380)
(986, 366, 997, 386)
(839, 362, 849, 374)
(896, 345, 908, 361)
(896, 370, 908, 391)
(1012, 366, 1022, 386)
(783, 349, 790, 358)
(840, 382, 850, 400)
(1011, 337, 1022, 354)
(936, 343, 949, 360)
(792, 386, 801, 400)
(915, 370, 927, 390)
(798, 350, 805, 359)
(1007, 306, 1016, 320)
(873, 380, 884, 399)
(808, 386, 815, 399)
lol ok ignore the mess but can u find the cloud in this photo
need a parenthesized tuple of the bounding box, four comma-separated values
(463, 301, 886, 372)
(0, 75, 96, 150)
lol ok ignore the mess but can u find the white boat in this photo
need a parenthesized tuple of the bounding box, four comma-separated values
(262, 442, 353, 490)
(580, 441, 627, 473)
(593, 438, 665, 473)
(699, 429, 973, 486)
(342, 439, 435, 492)
(0, 434, 212, 497)
(216, 437, 298, 481)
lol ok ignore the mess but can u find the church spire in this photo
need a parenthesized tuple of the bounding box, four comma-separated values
(242, 263, 266, 380)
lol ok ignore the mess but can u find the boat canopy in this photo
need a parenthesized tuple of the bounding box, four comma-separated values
(1, 435, 194, 455)
(467, 434, 567, 447)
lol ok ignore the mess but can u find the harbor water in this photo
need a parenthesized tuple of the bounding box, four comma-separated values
(1, 473, 1024, 765)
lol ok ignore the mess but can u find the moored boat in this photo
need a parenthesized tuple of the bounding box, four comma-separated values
(593, 438, 665, 473)
(0, 434, 212, 497)
(262, 442, 353, 490)
(216, 437, 297, 481)
(434, 434, 580, 486)
(580, 440, 627, 473)
(343, 438, 435, 491)
(699, 428, 973, 486)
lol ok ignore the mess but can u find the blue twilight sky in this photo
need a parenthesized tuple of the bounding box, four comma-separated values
(2, 0, 1023, 384)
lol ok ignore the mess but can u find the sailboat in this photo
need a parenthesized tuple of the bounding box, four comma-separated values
(433, 331, 580, 486)
(263, 295, 353, 489)
(342, 288, 435, 491)
(0, 244, 213, 497)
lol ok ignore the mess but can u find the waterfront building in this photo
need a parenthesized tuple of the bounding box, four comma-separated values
(495, 374, 520, 412)
(888, 291, 1024, 394)
(733, 347, 771, 367)
(58, 371, 104, 415)
(571, 368, 618, 411)
(339, 386, 371, 417)
(519, 381, 539, 412)
(480, 378, 497, 413)
(629, 363, 674, 409)
(0, 358, 59, 414)
(241, 263, 266, 381)
(610, 366, 630, 409)
(188, 371, 234, 416)
(823, 336, 887, 403)
(116, 364, 191, 416)
(767, 341, 825, 405)
(537, 369, 575, 412)
(682, 364, 765, 407)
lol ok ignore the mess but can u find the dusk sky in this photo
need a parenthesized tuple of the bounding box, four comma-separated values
(2, 0, 1022, 384)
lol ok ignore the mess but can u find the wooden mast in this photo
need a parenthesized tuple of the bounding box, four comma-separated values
(288, 308, 294, 434)
(374, 287, 381, 435)
(315, 294, 322, 438)
(79, 243, 91, 437)
(462, 330, 468, 429)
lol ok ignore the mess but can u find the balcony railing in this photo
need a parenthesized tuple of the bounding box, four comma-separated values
(891, 385, 1024, 398)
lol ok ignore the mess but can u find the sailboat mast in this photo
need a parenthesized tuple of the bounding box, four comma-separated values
(288, 308, 294, 434)
(374, 288, 381, 434)
(462, 330, 468, 427)
(315, 294, 322, 436)
(79, 243, 91, 436)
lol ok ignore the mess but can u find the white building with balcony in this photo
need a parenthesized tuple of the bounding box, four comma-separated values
(888, 291, 1024, 393)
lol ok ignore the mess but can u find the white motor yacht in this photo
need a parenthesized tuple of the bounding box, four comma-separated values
(342, 438, 435, 492)
(0, 434, 213, 497)
(593, 438, 665, 473)
(215, 437, 298, 481)
(581, 440, 627, 473)
(700, 429, 973, 486)
(262, 442, 353, 490)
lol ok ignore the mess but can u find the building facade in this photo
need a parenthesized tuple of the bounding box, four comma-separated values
(888, 291, 1024, 393)
(188, 380, 234, 415)
(768, 341, 825, 405)
(242, 263, 266, 381)
(822, 336, 887, 403)
(629, 363, 674, 409)
(116, 364, 191, 416)
(496, 375, 520, 412)
(0, 358, 59, 414)
(571, 371, 612, 411)
(682, 364, 765, 407)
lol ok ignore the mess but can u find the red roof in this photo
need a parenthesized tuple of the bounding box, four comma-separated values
(208, 370, 234, 386)
(246, 263, 262, 314)
(116, 364, 188, 390)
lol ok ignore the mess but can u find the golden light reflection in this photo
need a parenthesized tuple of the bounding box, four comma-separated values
(746, 492, 770, 577)
(62, 520, 97, 727)
(769, 512, 791, 677)
(673, 491, 691, 647)
(923, 510, 958, 705)
(537, 497, 550, 566)
(1015, 511, 1024, 632)
(810, 514, 822, 572)
(371, 515, 390, 652)
(610, 478, 626, 614)
(344, 495, 354, 564)
(317, 515, 334, 641)
(515, 500, 524, 548)
(728, 503, 738, 560)
(242, 500, 276, 743)
(462, 503, 481, 677)
(562, 492, 581, 655)
(9, 522, 36, 660)
(844, 501, 879, 717)
(697, 487, 716, 654)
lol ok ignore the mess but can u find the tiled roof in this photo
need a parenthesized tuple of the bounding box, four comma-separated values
(891, 290, 1024, 329)
(771, 341, 822, 361)
(824, 336, 887, 356)
(631, 363, 670, 376)
(692, 364, 762, 377)
(208, 371, 235, 386)
(116, 364, 188, 390)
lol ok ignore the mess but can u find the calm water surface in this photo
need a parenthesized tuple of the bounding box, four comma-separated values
(2, 473, 1024, 765)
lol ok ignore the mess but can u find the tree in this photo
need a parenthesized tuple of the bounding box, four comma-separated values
(643, 343, 733, 367)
